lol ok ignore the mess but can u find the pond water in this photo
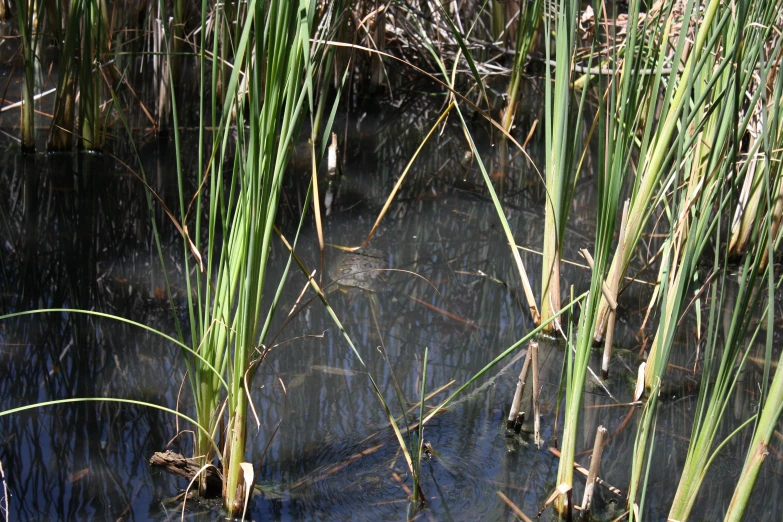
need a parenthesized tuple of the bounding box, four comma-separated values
(1, 94, 782, 521)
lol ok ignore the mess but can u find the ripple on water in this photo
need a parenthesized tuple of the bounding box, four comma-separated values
(417, 444, 499, 519)
(282, 440, 406, 520)
(274, 432, 499, 520)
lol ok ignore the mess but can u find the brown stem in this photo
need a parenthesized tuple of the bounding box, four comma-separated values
(532, 342, 540, 447)
(580, 425, 607, 519)
(507, 343, 534, 430)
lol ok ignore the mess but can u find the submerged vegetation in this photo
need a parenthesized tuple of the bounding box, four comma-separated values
(2, 0, 783, 519)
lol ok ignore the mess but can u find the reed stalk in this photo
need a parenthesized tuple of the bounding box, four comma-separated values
(78, 0, 106, 150)
(531, 341, 540, 445)
(551, 0, 656, 509)
(499, 0, 542, 136)
(643, 0, 778, 390)
(215, 4, 312, 512)
(729, 132, 766, 257)
(507, 343, 533, 430)
(601, 201, 627, 378)
(171, 0, 185, 86)
(47, 0, 80, 150)
(593, 0, 726, 344)
(13, 0, 38, 151)
(540, 0, 580, 334)
(579, 425, 606, 519)
(551, 0, 683, 512)
(729, 53, 783, 264)
(412, 347, 428, 507)
(666, 251, 770, 520)
(162, 0, 339, 514)
(496, 0, 542, 192)
(665, 10, 781, 520)
(724, 347, 783, 521)
(626, 4, 779, 516)
(491, 0, 505, 42)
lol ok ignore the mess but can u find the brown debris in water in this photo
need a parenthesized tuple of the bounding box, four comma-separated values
(149, 451, 222, 496)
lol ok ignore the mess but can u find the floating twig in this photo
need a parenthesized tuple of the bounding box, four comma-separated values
(497, 491, 534, 522)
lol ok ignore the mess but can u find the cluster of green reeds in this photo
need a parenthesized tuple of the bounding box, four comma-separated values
(163, 1, 347, 515)
(2, 0, 342, 516)
(6, 0, 197, 151)
(9, 0, 110, 151)
(530, 0, 783, 518)
(404, 0, 783, 518)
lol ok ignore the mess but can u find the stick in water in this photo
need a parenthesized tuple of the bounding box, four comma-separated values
(580, 425, 607, 519)
(532, 342, 540, 447)
(602, 200, 628, 379)
(507, 343, 534, 430)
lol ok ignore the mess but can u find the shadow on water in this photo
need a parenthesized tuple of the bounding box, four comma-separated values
(1, 95, 782, 521)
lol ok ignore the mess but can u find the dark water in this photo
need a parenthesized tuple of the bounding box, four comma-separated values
(1, 94, 782, 521)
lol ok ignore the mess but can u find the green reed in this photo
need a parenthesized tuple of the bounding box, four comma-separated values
(163, 0, 341, 514)
(622, 1, 782, 518)
(413, 347, 428, 507)
(499, 0, 542, 138)
(540, 0, 582, 333)
(79, 0, 108, 150)
(203, 2, 315, 514)
(4, 1, 783, 519)
(592, 0, 725, 346)
(665, 12, 782, 519)
(47, 0, 80, 150)
(551, 0, 630, 508)
(13, 0, 38, 151)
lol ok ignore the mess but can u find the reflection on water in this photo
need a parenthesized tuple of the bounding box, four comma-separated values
(1, 102, 782, 521)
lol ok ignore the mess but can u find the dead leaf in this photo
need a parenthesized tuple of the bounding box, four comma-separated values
(69, 468, 90, 483)
(634, 362, 647, 402)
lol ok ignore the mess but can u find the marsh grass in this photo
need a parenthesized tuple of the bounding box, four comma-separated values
(540, 0, 581, 335)
(499, 0, 543, 137)
(47, 0, 80, 150)
(165, 2, 342, 514)
(614, 1, 783, 518)
(7, 0, 347, 515)
(593, 0, 728, 345)
(13, 0, 38, 151)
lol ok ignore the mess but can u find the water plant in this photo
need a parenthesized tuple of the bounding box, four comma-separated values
(545, 0, 654, 508)
(591, 0, 734, 347)
(166, 1, 336, 514)
(539, 0, 581, 334)
(14, 0, 344, 515)
(617, 1, 783, 518)
(665, 11, 782, 518)
(46, 0, 79, 150)
(725, 40, 783, 521)
(13, 0, 39, 151)
(499, 0, 542, 137)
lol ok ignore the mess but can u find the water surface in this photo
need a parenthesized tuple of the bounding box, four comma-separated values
(1, 96, 782, 521)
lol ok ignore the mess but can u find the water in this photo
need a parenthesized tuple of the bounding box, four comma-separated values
(1, 99, 782, 521)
